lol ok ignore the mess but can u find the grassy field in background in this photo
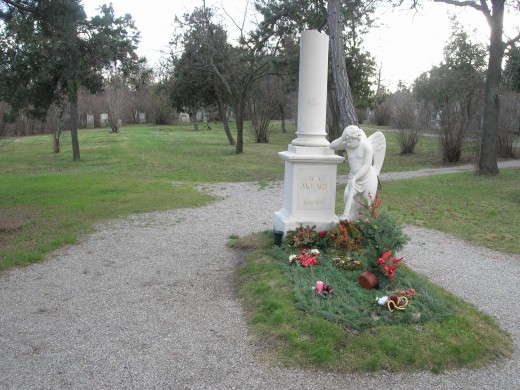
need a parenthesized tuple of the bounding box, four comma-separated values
(1, 121, 458, 181)
(0, 121, 518, 271)
(378, 169, 520, 254)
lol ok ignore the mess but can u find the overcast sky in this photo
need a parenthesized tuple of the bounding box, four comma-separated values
(81, 0, 495, 91)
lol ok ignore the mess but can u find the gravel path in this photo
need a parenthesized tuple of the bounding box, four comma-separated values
(1, 161, 519, 389)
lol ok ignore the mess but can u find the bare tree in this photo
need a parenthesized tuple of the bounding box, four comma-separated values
(407, 0, 520, 174)
(390, 88, 421, 154)
(248, 74, 285, 143)
(439, 96, 479, 162)
(47, 103, 67, 153)
(105, 74, 128, 133)
(0, 101, 10, 138)
(200, 4, 274, 153)
(497, 89, 520, 157)
(168, 5, 237, 143)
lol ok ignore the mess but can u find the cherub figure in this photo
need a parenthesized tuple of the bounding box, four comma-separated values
(330, 125, 386, 220)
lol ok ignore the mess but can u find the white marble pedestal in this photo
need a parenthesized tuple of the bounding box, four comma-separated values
(273, 145, 344, 234)
(273, 30, 344, 235)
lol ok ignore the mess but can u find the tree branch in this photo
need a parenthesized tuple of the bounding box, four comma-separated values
(432, 0, 491, 22)
(0, 0, 39, 14)
(505, 31, 520, 47)
(432, 0, 486, 12)
(208, 56, 233, 96)
(221, 0, 250, 39)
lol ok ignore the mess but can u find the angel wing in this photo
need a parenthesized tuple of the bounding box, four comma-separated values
(368, 131, 386, 175)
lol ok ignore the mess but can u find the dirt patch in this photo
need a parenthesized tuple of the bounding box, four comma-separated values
(0, 205, 33, 232)
(230, 232, 268, 252)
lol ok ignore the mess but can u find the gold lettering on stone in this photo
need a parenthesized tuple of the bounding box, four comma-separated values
(301, 176, 328, 191)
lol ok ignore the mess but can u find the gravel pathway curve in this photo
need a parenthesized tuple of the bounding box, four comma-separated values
(1, 162, 519, 389)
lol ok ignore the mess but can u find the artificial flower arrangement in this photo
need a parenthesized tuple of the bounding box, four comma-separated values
(283, 195, 415, 321)
(377, 251, 404, 278)
(376, 289, 415, 312)
(313, 280, 334, 298)
(332, 256, 364, 271)
(329, 220, 362, 252)
(357, 250, 405, 289)
(289, 249, 320, 267)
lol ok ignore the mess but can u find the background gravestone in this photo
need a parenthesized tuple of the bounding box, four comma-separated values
(86, 112, 94, 128)
(100, 113, 108, 127)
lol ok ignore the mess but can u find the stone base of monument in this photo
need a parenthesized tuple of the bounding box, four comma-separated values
(273, 144, 344, 235)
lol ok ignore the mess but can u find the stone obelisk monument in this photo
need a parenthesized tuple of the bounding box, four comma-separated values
(273, 30, 344, 235)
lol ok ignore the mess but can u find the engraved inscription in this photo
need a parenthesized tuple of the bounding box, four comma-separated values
(301, 175, 328, 191)
(298, 174, 330, 210)
(304, 199, 326, 206)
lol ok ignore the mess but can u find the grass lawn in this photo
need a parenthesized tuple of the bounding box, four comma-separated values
(0, 121, 485, 271)
(379, 170, 520, 254)
(0, 122, 518, 270)
(1, 121, 518, 372)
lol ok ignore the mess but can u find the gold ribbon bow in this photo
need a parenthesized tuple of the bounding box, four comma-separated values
(387, 296, 409, 312)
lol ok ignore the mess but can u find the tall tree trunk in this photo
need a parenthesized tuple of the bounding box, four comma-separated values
(327, 85, 343, 141)
(279, 103, 287, 133)
(235, 98, 246, 154)
(215, 86, 235, 145)
(327, 0, 358, 129)
(192, 106, 199, 131)
(69, 92, 80, 161)
(478, 0, 504, 175)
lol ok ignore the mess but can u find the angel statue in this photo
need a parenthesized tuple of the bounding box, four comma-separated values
(330, 125, 386, 221)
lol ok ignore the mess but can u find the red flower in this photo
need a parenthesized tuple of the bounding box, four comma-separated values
(391, 257, 403, 264)
(296, 250, 319, 267)
(323, 284, 334, 294)
(301, 257, 317, 267)
(378, 251, 391, 262)
(377, 251, 404, 278)
(318, 231, 326, 238)
(391, 288, 416, 297)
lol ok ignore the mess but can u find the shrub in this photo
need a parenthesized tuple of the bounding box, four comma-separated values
(390, 91, 416, 130)
(372, 100, 392, 126)
(396, 127, 420, 154)
(498, 90, 519, 157)
(439, 101, 471, 162)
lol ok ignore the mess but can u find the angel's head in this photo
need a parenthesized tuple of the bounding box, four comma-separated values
(342, 125, 364, 148)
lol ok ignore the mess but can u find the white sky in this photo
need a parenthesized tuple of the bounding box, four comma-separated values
(81, 0, 499, 91)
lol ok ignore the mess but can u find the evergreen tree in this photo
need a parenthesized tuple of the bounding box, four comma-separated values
(253, 0, 379, 135)
(0, 0, 140, 160)
(504, 44, 520, 92)
(407, 0, 520, 174)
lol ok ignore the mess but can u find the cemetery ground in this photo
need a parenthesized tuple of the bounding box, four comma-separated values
(0, 122, 519, 377)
